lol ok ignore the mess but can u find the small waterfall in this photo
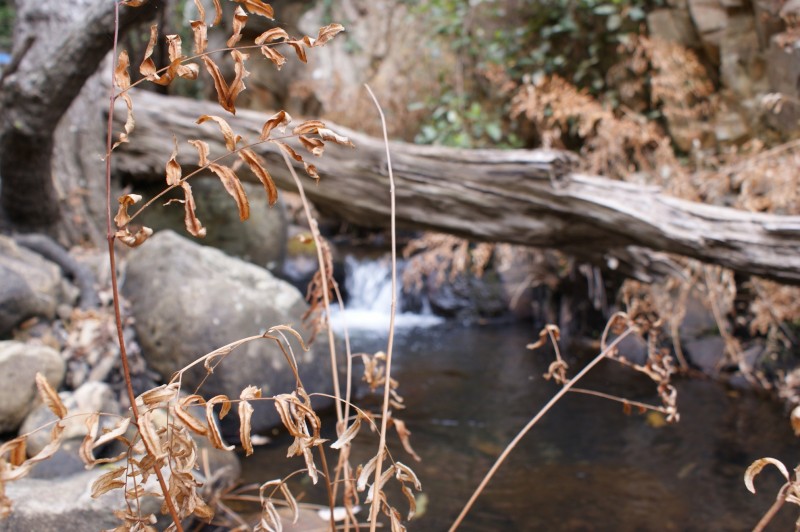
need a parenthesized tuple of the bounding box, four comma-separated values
(330, 255, 443, 332)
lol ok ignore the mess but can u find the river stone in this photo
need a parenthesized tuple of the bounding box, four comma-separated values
(122, 230, 331, 435)
(20, 381, 120, 456)
(0, 235, 66, 336)
(136, 177, 288, 271)
(0, 341, 65, 433)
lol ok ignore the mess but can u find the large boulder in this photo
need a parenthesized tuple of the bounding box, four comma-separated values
(0, 235, 69, 336)
(0, 341, 65, 433)
(122, 230, 332, 435)
(136, 177, 288, 271)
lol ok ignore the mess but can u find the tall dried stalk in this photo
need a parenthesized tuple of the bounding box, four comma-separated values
(364, 84, 399, 532)
(104, 2, 183, 529)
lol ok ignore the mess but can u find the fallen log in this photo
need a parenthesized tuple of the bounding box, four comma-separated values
(114, 89, 800, 285)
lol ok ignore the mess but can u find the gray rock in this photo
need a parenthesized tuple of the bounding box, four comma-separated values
(687, 0, 727, 61)
(0, 342, 65, 433)
(647, 9, 700, 48)
(136, 177, 288, 271)
(0, 236, 68, 336)
(123, 230, 332, 435)
(20, 381, 120, 456)
(27, 439, 87, 479)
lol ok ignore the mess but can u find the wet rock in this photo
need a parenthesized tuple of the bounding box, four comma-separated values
(0, 341, 65, 433)
(123, 230, 332, 435)
(0, 235, 68, 336)
(20, 381, 120, 456)
(426, 271, 508, 320)
(136, 177, 288, 271)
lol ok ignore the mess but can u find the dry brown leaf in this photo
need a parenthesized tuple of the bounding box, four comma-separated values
(138, 383, 180, 407)
(190, 20, 208, 54)
(233, 0, 274, 18)
(392, 418, 421, 462)
(112, 93, 135, 150)
(317, 128, 355, 148)
(94, 417, 132, 450)
(166, 136, 182, 186)
(745, 457, 790, 494)
(299, 135, 325, 157)
(196, 115, 241, 152)
(208, 163, 250, 220)
(201, 51, 250, 114)
(314, 23, 345, 47)
(192, 0, 206, 22)
(174, 394, 208, 435)
(239, 386, 262, 456)
(357, 452, 381, 492)
(260, 110, 292, 140)
(211, 0, 222, 25)
(331, 414, 361, 450)
(276, 141, 303, 162)
(259, 45, 287, 70)
(115, 50, 131, 91)
(114, 193, 142, 228)
(188, 139, 210, 167)
(239, 148, 278, 205)
(139, 24, 159, 78)
(205, 396, 235, 451)
(255, 27, 289, 44)
(304, 162, 319, 180)
(267, 325, 308, 351)
(2, 423, 65, 482)
(139, 410, 166, 460)
(91, 465, 127, 498)
(227, 6, 248, 48)
(34, 372, 67, 420)
(0, 436, 27, 468)
(79, 412, 100, 465)
(181, 182, 207, 237)
(293, 120, 325, 135)
(115, 226, 153, 247)
(286, 40, 307, 63)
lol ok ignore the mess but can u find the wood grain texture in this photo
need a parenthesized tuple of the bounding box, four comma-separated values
(114, 89, 800, 284)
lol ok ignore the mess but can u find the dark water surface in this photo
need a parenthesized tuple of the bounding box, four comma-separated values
(243, 323, 799, 531)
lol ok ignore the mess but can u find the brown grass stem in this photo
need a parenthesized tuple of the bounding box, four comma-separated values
(105, 3, 183, 529)
(317, 445, 337, 532)
(753, 482, 790, 532)
(568, 387, 669, 414)
(449, 327, 635, 531)
(364, 84, 398, 532)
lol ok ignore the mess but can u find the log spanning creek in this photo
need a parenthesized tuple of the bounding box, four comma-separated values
(243, 260, 799, 530)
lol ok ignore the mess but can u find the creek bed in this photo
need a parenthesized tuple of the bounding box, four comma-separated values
(242, 322, 799, 530)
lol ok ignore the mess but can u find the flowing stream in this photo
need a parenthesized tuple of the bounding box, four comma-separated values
(244, 257, 800, 530)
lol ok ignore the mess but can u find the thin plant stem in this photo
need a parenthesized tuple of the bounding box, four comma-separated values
(105, 3, 182, 529)
(449, 327, 635, 531)
(317, 445, 337, 532)
(753, 482, 789, 532)
(278, 150, 343, 424)
(569, 387, 669, 414)
(364, 84, 397, 532)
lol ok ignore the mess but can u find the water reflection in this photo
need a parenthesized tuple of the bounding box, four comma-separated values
(243, 323, 799, 530)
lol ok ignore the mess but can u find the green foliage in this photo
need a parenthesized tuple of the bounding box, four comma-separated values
(410, 0, 660, 148)
(0, 3, 14, 52)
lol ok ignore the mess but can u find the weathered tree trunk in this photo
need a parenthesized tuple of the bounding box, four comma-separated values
(113, 89, 800, 285)
(0, 0, 160, 237)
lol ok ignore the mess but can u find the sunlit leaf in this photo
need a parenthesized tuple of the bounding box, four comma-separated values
(174, 394, 208, 435)
(331, 414, 361, 450)
(188, 139, 211, 167)
(286, 40, 307, 63)
(745, 457, 790, 494)
(196, 115, 241, 152)
(139, 409, 166, 460)
(192, 0, 206, 23)
(239, 386, 261, 456)
(317, 128, 355, 147)
(206, 395, 234, 451)
(191, 20, 208, 54)
(211, 0, 223, 25)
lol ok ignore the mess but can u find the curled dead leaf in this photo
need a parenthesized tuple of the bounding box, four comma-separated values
(286, 40, 307, 63)
(208, 163, 250, 220)
(188, 139, 210, 167)
(112, 93, 135, 150)
(196, 115, 241, 152)
(745, 457, 790, 494)
(299, 135, 325, 157)
(34, 372, 67, 419)
(239, 386, 261, 456)
(314, 23, 345, 47)
(191, 20, 208, 54)
(91, 465, 127, 498)
(115, 226, 153, 247)
(239, 148, 278, 205)
(331, 414, 361, 450)
(317, 127, 355, 148)
(139, 24, 159, 78)
(259, 45, 287, 70)
(260, 110, 292, 140)
(255, 28, 289, 44)
(233, 0, 274, 18)
(227, 7, 248, 48)
(115, 50, 131, 91)
(114, 193, 142, 228)
(293, 120, 326, 135)
(206, 395, 234, 451)
(166, 136, 182, 186)
(181, 182, 207, 237)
